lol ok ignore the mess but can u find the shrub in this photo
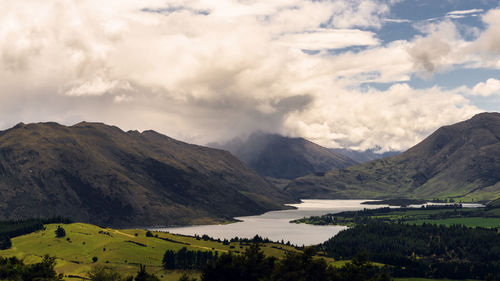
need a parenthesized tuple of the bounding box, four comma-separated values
(55, 226, 66, 238)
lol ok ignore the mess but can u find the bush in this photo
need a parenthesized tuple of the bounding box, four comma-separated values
(92, 257, 98, 263)
(0, 255, 63, 281)
(55, 226, 66, 238)
(146, 231, 154, 237)
(0, 236, 12, 250)
(135, 265, 160, 281)
(88, 265, 132, 281)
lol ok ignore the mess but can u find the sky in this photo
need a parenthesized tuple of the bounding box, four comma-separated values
(1, 0, 499, 151)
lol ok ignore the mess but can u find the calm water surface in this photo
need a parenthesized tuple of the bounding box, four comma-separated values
(152, 200, 388, 246)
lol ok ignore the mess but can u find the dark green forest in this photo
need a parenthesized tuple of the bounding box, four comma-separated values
(321, 221, 500, 279)
(163, 247, 218, 270)
(200, 244, 390, 281)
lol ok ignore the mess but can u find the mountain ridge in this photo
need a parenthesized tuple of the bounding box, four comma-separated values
(0, 122, 296, 227)
(285, 112, 500, 202)
(209, 132, 357, 180)
(331, 147, 400, 163)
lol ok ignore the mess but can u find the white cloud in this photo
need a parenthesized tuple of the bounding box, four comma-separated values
(326, 0, 390, 29)
(65, 78, 131, 96)
(383, 18, 410, 23)
(473, 9, 500, 58)
(113, 94, 134, 103)
(446, 8, 483, 18)
(471, 78, 500, 96)
(283, 83, 480, 151)
(0, 0, 488, 151)
(276, 29, 379, 50)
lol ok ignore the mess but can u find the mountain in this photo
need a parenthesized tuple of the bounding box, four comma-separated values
(0, 122, 296, 227)
(210, 132, 357, 180)
(331, 147, 400, 163)
(285, 113, 500, 202)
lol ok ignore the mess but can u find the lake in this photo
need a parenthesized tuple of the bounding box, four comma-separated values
(151, 199, 388, 246)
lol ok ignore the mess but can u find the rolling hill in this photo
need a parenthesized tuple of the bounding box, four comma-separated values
(0, 122, 296, 227)
(0, 223, 300, 280)
(285, 112, 500, 202)
(209, 132, 357, 180)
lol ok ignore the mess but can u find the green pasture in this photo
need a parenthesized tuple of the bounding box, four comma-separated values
(0, 223, 298, 280)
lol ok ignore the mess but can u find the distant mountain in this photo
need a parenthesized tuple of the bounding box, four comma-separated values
(0, 122, 296, 227)
(286, 113, 500, 202)
(331, 148, 400, 163)
(210, 132, 357, 180)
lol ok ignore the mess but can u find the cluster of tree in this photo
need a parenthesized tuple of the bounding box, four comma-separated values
(0, 257, 161, 281)
(0, 255, 63, 281)
(193, 233, 294, 247)
(361, 199, 427, 207)
(163, 247, 218, 270)
(321, 221, 500, 280)
(198, 244, 390, 281)
(88, 264, 160, 281)
(0, 217, 72, 249)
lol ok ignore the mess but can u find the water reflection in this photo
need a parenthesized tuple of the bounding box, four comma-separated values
(152, 200, 387, 246)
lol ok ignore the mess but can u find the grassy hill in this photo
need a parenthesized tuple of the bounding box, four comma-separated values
(286, 113, 500, 202)
(0, 122, 295, 227)
(0, 223, 300, 280)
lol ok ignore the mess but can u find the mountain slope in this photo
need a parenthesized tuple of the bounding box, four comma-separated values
(331, 148, 400, 163)
(210, 132, 357, 180)
(286, 113, 500, 201)
(0, 122, 295, 227)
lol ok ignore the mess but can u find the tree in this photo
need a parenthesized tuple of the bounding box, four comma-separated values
(178, 272, 198, 281)
(22, 255, 64, 281)
(88, 266, 123, 281)
(163, 250, 176, 269)
(1, 255, 63, 281)
(134, 265, 160, 281)
(55, 226, 66, 238)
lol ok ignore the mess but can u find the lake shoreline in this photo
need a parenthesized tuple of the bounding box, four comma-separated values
(151, 199, 388, 245)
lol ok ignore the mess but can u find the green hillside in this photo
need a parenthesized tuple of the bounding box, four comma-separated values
(0, 223, 299, 280)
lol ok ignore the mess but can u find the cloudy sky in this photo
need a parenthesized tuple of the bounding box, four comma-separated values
(1, 0, 499, 151)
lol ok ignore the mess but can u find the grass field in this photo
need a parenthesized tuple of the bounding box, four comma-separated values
(0, 223, 300, 281)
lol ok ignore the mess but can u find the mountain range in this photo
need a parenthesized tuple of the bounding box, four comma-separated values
(285, 112, 500, 202)
(0, 122, 295, 227)
(209, 132, 357, 180)
(331, 148, 400, 163)
(1, 112, 499, 227)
